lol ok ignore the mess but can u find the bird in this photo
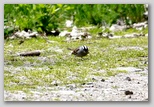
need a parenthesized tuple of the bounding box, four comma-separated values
(70, 45, 89, 57)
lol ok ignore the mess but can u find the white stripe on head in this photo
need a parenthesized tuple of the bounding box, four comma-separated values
(83, 45, 88, 50)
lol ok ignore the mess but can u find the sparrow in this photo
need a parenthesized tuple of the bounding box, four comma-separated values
(70, 45, 89, 57)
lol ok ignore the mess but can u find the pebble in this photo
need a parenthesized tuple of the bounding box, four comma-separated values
(101, 79, 105, 82)
(125, 77, 131, 81)
(125, 90, 133, 95)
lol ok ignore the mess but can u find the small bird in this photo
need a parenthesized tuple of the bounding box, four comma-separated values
(70, 45, 89, 57)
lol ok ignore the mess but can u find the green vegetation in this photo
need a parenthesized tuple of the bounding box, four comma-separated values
(4, 4, 146, 35)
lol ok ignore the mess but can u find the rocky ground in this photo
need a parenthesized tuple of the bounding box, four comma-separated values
(4, 66, 148, 101)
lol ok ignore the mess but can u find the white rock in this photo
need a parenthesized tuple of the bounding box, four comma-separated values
(144, 11, 148, 16)
(65, 20, 73, 27)
(133, 21, 148, 29)
(124, 33, 141, 38)
(70, 26, 81, 39)
(87, 35, 92, 39)
(4, 26, 10, 29)
(109, 24, 126, 32)
(29, 32, 39, 36)
(108, 36, 122, 39)
(59, 31, 69, 37)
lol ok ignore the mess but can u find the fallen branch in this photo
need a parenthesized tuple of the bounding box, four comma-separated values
(19, 51, 41, 56)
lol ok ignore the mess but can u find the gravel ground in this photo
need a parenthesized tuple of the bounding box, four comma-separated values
(4, 66, 148, 101)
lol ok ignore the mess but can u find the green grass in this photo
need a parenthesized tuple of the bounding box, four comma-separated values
(105, 70, 128, 77)
(4, 28, 148, 93)
(114, 27, 148, 36)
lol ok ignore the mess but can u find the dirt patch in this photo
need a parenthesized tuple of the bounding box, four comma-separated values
(4, 67, 148, 101)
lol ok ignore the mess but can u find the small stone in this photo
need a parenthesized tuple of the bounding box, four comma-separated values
(125, 90, 133, 95)
(144, 61, 148, 64)
(68, 84, 76, 90)
(125, 77, 131, 81)
(84, 88, 87, 91)
(128, 96, 131, 99)
(92, 78, 97, 81)
(101, 79, 105, 82)
(51, 81, 59, 86)
(55, 83, 58, 86)
(87, 82, 93, 85)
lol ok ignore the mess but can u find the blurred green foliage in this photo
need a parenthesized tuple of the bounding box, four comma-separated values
(4, 4, 146, 33)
